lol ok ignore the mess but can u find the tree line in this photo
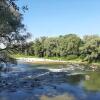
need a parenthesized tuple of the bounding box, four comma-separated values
(17, 34, 100, 63)
(0, 1, 100, 65)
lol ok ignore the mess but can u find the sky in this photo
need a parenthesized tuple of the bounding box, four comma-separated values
(19, 0, 100, 39)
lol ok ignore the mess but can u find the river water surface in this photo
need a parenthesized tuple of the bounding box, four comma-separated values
(0, 61, 100, 100)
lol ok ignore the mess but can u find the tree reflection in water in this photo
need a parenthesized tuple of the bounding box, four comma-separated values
(84, 72, 100, 91)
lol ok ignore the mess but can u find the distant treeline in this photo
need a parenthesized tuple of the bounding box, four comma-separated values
(16, 34, 100, 63)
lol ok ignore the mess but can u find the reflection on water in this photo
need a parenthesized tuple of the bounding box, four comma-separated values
(67, 74, 84, 85)
(84, 72, 100, 91)
(0, 62, 100, 100)
(40, 93, 75, 100)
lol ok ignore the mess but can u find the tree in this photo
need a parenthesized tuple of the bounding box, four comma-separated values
(58, 34, 82, 57)
(16, 33, 100, 63)
(44, 37, 59, 57)
(33, 38, 43, 57)
(81, 35, 100, 62)
(0, 0, 30, 71)
(65, 34, 82, 55)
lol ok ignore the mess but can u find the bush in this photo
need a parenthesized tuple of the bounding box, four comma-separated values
(79, 54, 85, 60)
(66, 55, 78, 60)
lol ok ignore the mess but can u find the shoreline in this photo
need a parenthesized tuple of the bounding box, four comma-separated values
(17, 57, 100, 70)
(17, 57, 85, 64)
(17, 57, 94, 68)
(17, 57, 68, 64)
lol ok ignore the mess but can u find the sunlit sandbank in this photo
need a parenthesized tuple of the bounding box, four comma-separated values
(17, 57, 67, 64)
(17, 57, 88, 65)
(40, 93, 75, 100)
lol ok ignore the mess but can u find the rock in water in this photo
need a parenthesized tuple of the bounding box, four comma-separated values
(0, 62, 6, 71)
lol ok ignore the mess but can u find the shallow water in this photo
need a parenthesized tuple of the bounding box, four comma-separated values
(0, 62, 100, 100)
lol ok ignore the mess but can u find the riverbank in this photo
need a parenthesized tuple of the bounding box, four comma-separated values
(16, 57, 100, 71)
(17, 57, 84, 64)
(13, 54, 100, 65)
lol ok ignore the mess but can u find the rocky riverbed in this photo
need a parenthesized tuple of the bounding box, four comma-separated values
(0, 61, 100, 100)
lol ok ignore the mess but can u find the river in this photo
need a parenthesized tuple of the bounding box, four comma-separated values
(0, 61, 100, 100)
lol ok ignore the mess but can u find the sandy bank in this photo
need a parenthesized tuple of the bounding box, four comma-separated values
(17, 57, 88, 65)
(17, 57, 68, 64)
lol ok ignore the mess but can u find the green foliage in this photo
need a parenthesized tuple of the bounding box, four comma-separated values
(66, 55, 78, 60)
(0, 0, 30, 68)
(81, 36, 100, 62)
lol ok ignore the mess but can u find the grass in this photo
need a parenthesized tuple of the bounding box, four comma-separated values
(44, 56, 82, 61)
(12, 54, 38, 58)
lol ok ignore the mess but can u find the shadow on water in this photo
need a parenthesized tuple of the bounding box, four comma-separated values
(0, 62, 100, 100)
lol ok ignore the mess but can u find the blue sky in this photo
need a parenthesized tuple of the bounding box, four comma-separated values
(19, 0, 100, 39)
